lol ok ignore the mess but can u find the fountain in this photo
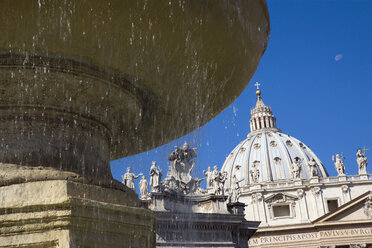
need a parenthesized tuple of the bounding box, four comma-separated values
(0, 1, 269, 247)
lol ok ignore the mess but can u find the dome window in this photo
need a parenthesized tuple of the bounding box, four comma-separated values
(270, 141, 277, 147)
(286, 140, 293, 147)
(273, 157, 281, 165)
(253, 143, 261, 150)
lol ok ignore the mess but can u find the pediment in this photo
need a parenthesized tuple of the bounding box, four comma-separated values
(264, 192, 298, 204)
(315, 191, 372, 223)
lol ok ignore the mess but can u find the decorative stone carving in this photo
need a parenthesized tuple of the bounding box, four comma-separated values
(364, 195, 372, 219)
(291, 157, 302, 179)
(350, 244, 366, 248)
(341, 185, 349, 194)
(122, 167, 143, 190)
(150, 161, 162, 192)
(250, 160, 260, 183)
(139, 176, 150, 200)
(297, 189, 304, 199)
(252, 193, 263, 203)
(332, 154, 345, 176)
(264, 193, 298, 219)
(167, 142, 197, 184)
(356, 148, 368, 175)
(227, 175, 244, 204)
(312, 187, 321, 196)
(308, 158, 318, 177)
(203, 166, 213, 188)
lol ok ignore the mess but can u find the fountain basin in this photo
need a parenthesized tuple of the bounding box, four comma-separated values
(0, 0, 269, 179)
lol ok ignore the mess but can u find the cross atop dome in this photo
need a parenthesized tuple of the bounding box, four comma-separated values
(254, 82, 262, 96)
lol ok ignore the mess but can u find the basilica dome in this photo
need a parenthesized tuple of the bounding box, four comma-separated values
(221, 89, 328, 186)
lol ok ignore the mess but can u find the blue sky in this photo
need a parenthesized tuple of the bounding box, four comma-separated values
(111, 0, 372, 189)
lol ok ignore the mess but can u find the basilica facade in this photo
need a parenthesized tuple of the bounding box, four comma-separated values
(221, 89, 372, 248)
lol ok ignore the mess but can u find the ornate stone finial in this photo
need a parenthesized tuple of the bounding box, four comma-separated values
(332, 154, 345, 176)
(357, 147, 368, 175)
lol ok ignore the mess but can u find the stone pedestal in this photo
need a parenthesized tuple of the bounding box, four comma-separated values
(0, 179, 156, 248)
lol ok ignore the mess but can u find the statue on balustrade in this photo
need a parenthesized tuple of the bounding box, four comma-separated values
(122, 167, 143, 190)
(150, 161, 162, 192)
(356, 148, 368, 175)
(308, 158, 318, 177)
(139, 176, 150, 200)
(332, 154, 345, 176)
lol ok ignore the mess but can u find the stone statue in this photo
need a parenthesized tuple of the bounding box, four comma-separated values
(332, 154, 345, 176)
(122, 167, 143, 190)
(356, 149, 368, 175)
(203, 166, 213, 188)
(139, 176, 149, 200)
(308, 158, 318, 177)
(150, 161, 162, 192)
(212, 165, 226, 195)
(250, 161, 260, 183)
(228, 175, 244, 204)
(291, 157, 302, 179)
(167, 142, 197, 183)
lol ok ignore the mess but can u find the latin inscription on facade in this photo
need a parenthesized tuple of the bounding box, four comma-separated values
(249, 227, 372, 246)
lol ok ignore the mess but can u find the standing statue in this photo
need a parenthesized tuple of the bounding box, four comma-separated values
(227, 175, 244, 204)
(332, 154, 345, 176)
(122, 167, 143, 190)
(291, 157, 302, 179)
(167, 142, 197, 183)
(212, 166, 226, 195)
(356, 148, 368, 175)
(203, 166, 213, 188)
(139, 176, 149, 200)
(150, 161, 162, 192)
(308, 158, 318, 177)
(250, 161, 260, 183)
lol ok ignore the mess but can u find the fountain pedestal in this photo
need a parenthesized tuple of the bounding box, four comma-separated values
(0, 177, 156, 247)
